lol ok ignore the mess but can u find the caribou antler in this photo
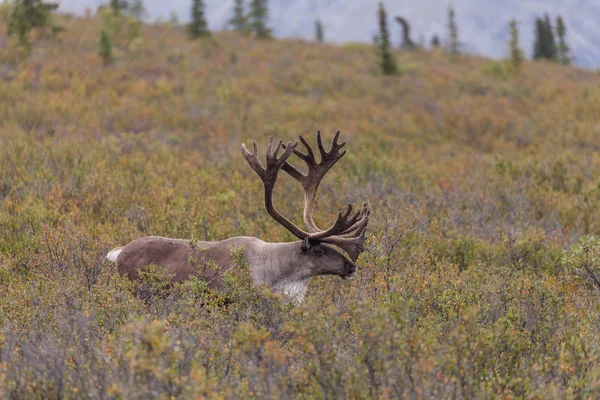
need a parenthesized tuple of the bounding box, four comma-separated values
(282, 130, 347, 233)
(243, 132, 370, 261)
(241, 136, 309, 240)
(324, 204, 370, 261)
(282, 131, 371, 261)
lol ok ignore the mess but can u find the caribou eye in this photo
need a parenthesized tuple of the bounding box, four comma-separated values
(314, 248, 324, 257)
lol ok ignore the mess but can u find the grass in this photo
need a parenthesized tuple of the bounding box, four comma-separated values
(1, 11, 600, 398)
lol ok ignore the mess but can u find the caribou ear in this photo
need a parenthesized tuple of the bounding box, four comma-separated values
(301, 237, 311, 252)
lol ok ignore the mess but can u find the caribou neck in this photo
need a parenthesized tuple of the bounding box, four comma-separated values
(242, 240, 311, 302)
(245, 240, 308, 284)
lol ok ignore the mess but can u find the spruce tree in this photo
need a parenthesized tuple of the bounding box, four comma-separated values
(447, 6, 459, 55)
(315, 19, 324, 43)
(99, 29, 113, 66)
(508, 18, 524, 71)
(533, 18, 544, 60)
(249, 0, 271, 39)
(188, 0, 210, 39)
(556, 16, 572, 65)
(543, 14, 557, 61)
(7, 0, 58, 47)
(533, 15, 557, 61)
(229, 0, 246, 31)
(110, 0, 123, 15)
(129, 0, 145, 19)
(169, 12, 179, 25)
(395, 16, 415, 50)
(376, 2, 397, 75)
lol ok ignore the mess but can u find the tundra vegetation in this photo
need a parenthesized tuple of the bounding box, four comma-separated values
(1, 11, 600, 399)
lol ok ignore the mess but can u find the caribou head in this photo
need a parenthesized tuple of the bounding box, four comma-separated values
(107, 131, 370, 303)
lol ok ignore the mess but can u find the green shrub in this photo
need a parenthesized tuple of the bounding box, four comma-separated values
(563, 235, 600, 291)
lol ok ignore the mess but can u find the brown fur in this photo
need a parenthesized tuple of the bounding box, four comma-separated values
(116, 236, 246, 287)
(112, 236, 357, 298)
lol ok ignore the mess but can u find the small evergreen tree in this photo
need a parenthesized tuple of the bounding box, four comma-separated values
(110, 0, 118, 14)
(249, 0, 271, 39)
(188, 0, 210, 38)
(99, 29, 113, 66)
(129, 0, 145, 19)
(447, 6, 459, 55)
(6, 0, 58, 47)
(110, 0, 127, 15)
(508, 18, 524, 71)
(395, 16, 415, 50)
(99, 1, 141, 45)
(376, 2, 397, 75)
(431, 34, 440, 48)
(533, 18, 544, 60)
(556, 15, 572, 65)
(533, 15, 557, 61)
(169, 12, 179, 25)
(229, 0, 246, 31)
(543, 14, 557, 60)
(315, 19, 324, 43)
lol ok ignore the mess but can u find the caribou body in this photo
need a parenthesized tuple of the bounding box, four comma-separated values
(107, 131, 370, 303)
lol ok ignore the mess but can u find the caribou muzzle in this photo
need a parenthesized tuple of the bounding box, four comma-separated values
(341, 260, 358, 280)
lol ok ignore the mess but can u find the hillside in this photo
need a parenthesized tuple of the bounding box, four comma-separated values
(57, 0, 600, 68)
(2, 13, 600, 398)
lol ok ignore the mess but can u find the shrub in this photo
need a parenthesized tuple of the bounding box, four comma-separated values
(563, 235, 600, 292)
(99, 29, 113, 66)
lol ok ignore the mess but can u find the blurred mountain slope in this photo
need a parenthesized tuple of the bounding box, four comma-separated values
(56, 0, 600, 68)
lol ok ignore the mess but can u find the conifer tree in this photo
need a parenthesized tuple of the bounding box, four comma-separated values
(533, 18, 544, 60)
(395, 16, 415, 50)
(533, 15, 557, 61)
(99, 29, 113, 66)
(508, 18, 524, 71)
(229, 0, 246, 31)
(315, 19, 324, 43)
(249, 0, 271, 39)
(7, 0, 58, 47)
(376, 2, 397, 75)
(188, 0, 210, 39)
(543, 14, 557, 60)
(431, 34, 440, 48)
(129, 0, 145, 19)
(169, 12, 179, 25)
(556, 15, 572, 65)
(447, 6, 459, 55)
(110, 0, 124, 15)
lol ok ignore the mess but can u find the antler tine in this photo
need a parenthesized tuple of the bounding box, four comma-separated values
(332, 130, 345, 148)
(316, 130, 326, 158)
(272, 139, 283, 159)
(294, 134, 315, 162)
(308, 203, 358, 241)
(341, 212, 370, 238)
(321, 203, 370, 261)
(265, 135, 274, 158)
(241, 136, 308, 240)
(338, 205, 370, 236)
(322, 227, 368, 261)
(327, 204, 370, 238)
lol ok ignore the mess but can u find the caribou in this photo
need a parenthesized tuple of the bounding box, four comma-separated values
(106, 131, 370, 303)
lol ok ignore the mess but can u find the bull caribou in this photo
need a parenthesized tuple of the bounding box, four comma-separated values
(107, 131, 370, 302)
